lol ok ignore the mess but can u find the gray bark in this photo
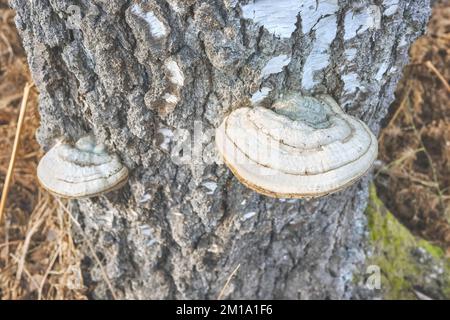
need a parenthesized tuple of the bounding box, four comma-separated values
(12, 0, 430, 299)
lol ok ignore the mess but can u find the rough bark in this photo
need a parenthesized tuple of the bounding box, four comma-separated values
(12, 0, 430, 299)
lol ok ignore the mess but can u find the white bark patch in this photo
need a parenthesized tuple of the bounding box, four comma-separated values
(139, 225, 157, 246)
(139, 193, 152, 203)
(165, 59, 184, 86)
(342, 72, 360, 93)
(167, 0, 183, 13)
(157, 127, 174, 151)
(375, 62, 389, 82)
(139, 224, 152, 237)
(163, 93, 179, 105)
(399, 34, 408, 47)
(131, 4, 168, 38)
(202, 181, 218, 195)
(301, 14, 338, 90)
(383, 0, 399, 16)
(300, 0, 339, 34)
(260, 55, 291, 79)
(344, 5, 381, 41)
(251, 87, 271, 104)
(225, 0, 239, 8)
(242, 211, 257, 220)
(241, 0, 302, 38)
(345, 48, 358, 61)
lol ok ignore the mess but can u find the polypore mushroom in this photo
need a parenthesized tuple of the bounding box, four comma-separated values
(37, 135, 129, 198)
(215, 94, 378, 198)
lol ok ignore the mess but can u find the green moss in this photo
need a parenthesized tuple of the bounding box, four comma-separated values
(418, 240, 445, 259)
(365, 185, 450, 300)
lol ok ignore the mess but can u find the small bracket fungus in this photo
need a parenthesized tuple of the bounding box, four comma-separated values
(37, 136, 129, 199)
(215, 94, 378, 198)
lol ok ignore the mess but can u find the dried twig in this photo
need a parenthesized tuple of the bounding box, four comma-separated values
(14, 197, 51, 285)
(375, 147, 425, 179)
(405, 95, 445, 211)
(56, 198, 118, 300)
(0, 32, 13, 63)
(424, 61, 450, 92)
(378, 86, 411, 144)
(217, 264, 240, 300)
(37, 241, 61, 300)
(0, 82, 33, 223)
(9, 253, 41, 297)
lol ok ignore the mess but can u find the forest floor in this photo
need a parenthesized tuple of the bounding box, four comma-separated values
(0, 1, 449, 299)
(0, 1, 86, 299)
(375, 0, 450, 253)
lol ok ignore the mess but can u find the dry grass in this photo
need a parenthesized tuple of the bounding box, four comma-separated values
(376, 0, 450, 252)
(0, 2, 86, 299)
(0, 82, 33, 221)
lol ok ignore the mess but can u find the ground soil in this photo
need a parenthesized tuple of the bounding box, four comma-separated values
(376, 0, 450, 252)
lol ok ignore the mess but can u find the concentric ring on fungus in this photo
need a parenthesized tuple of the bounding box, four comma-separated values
(37, 135, 129, 199)
(215, 94, 378, 198)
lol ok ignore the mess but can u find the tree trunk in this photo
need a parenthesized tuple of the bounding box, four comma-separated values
(12, 0, 430, 299)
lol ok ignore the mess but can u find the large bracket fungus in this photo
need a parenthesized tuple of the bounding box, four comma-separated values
(37, 136, 129, 199)
(215, 94, 378, 198)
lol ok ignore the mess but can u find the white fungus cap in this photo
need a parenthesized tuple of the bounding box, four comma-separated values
(215, 94, 378, 198)
(37, 136, 129, 198)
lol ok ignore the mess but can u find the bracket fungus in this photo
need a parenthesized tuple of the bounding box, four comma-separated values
(215, 94, 378, 198)
(37, 135, 129, 199)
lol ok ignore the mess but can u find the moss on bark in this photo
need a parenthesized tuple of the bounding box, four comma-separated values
(366, 185, 450, 299)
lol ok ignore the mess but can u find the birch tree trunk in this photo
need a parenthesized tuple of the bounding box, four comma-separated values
(12, 0, 430, 299)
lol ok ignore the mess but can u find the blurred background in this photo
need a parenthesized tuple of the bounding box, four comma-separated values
(0, 0, 448, 299)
